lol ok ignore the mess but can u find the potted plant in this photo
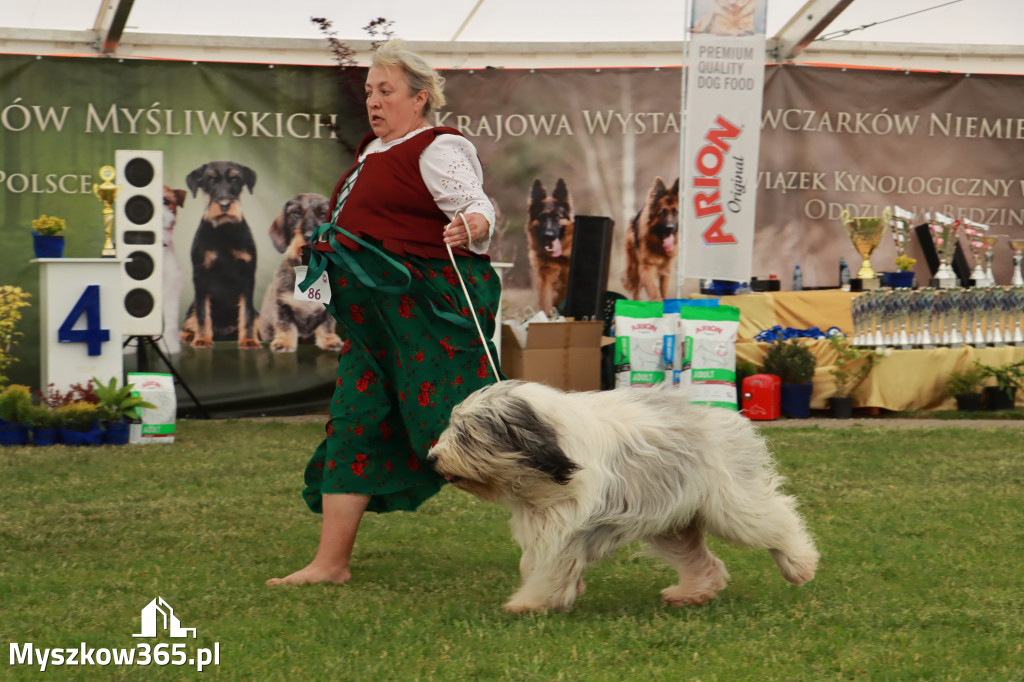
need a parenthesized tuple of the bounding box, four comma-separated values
(31, 214, 66, 258)
(0, 384, 33, 446)
(885, 255, 917, 288)
(25, 403, 63, 446)
(55, 401, 104, 446)
(761, 339, 817, 418)
(944, 365, 986, 412)
(825, 334, 883, 418)
(0, 285, 32, 387)
(92, 376, 156, 445)
(975, 359, 1024, 411)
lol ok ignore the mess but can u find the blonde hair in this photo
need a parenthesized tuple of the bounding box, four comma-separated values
(371, 38, 446, 114)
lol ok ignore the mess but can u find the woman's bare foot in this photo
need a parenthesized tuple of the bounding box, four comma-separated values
(266, 562, 351, 586)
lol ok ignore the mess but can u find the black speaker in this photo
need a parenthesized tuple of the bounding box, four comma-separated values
(914, 222, 970, 286)
(565, 215, 615, 320)
(115, 150, 164, 336)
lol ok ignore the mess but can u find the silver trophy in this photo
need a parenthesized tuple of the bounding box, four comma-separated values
(1011, 286, 1024, 345)
(894, 288, 912, 349)
(928, 213, 961, 288)
(950, 289, 965, 345)
(870, 289, 885, 347)
(918, 287, 936, 348)
(982, 233, 1001, 286)
(969, 288, 987, 347)
(962, 219, 989, 286)
(1010, 239, 1024, 287)
(991, 286, 1009, 346)
(983, 287, 1000, 345)
(847, 292, 864, 346)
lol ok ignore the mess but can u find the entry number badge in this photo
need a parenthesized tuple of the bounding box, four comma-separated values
(293, 266, 332, 305)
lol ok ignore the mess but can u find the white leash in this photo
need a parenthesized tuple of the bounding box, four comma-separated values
(446, 210, 500, 382)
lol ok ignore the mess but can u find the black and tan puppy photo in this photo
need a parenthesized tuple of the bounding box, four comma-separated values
(181, 161, 261, 349)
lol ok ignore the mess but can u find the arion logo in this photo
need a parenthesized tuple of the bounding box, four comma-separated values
(133, 597, 196, 639)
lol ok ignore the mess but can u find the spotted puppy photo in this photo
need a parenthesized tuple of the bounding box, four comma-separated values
(258, 193, 343, 353)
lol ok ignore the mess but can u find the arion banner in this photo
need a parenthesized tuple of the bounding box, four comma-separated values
(680, 0, 768, 285)
(2, 53, 1024, 414)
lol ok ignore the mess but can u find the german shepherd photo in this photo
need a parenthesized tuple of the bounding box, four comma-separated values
(526, 178, 574, 314)
(623, 177, 680, 301)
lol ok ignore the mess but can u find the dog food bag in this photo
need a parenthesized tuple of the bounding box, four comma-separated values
(664, 299, 723, 387)
(127, 372, 177, 444)
(678, 305, 740, 410)
(613, 300, 667, 388)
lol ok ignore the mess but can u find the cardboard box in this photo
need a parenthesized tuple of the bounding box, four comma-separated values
(501, 320, 603, 392)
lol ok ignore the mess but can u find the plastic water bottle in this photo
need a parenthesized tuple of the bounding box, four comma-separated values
(839, 257, 851, 291)
(792, 264, 803, 291)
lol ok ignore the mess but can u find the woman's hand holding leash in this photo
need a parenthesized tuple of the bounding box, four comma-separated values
(443, 210, 500, 383)
(443, 212, 486, 248)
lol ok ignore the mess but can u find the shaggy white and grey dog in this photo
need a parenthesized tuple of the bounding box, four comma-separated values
(426, 380, 819, 613)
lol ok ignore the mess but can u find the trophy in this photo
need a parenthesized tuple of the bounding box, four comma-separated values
(841, 208, 890, 287)
(918, 287, 936, 348)
(851, 294, 865, 346)
(889, 205, 915, 257)
(928, 213, 961, 288)
(990, 287, 1009, 346)
(1010, 238, 1024, 287)
(1011, 286, 1024, 345)
(969, 288, 987, 347)
(982, 233, 1001, 286)
(962, 219, 989, 286)
(93, 165, 121, 257)
(894, 288, 912, 349)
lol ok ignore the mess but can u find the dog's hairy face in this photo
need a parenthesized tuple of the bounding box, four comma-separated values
(646, 177, 679, 255)
(186, 161, 257, 226)
(269, 193, 329, 256)
(528, 179, 573, 259)
(428, 382, 580, 502)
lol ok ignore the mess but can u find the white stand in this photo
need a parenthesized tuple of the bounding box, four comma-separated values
(34, 258, 125, 394)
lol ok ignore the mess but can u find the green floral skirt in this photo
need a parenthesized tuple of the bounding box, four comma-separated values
(302, 239, 502, 514)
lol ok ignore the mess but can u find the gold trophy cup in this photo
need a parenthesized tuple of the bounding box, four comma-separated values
(841, 208, 890, 283)
(93, 165, 121, 257)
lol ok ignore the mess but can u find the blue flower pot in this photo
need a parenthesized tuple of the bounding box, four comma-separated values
(780, 382, 814, 418)
(32, 427, 60, 446)
(59, 422, 103, 446)
(33, 233, 65, 258)
(0, 423, 30, 446)
(103, 421, 132, 445)
(882, 271, 915, 288)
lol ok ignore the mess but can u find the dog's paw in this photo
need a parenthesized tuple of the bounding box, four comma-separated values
(502, 601, 550, 614)
(316, 334, 344, 352)
(191, 337, 214, 349)
(239, 338, 262, 350)
(270, 338, 297, 353)
(660, 585, 719, 607)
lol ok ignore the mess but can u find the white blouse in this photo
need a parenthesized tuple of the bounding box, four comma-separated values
(358, 127, 496, 254)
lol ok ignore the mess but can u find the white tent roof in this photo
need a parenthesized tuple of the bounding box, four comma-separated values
(3, 0, 1023, 72)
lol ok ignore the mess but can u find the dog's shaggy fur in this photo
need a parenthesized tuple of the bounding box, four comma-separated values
(427, 381, 819, 613)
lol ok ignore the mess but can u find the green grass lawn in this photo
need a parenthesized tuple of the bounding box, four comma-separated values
(2, 420, 1022, 681)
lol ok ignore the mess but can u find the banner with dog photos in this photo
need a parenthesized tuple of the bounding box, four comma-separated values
(3, 53, 1024, 413)
(680, 0, 768, 285)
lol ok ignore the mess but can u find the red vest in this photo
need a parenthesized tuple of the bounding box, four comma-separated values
(322, 127, 485, 261)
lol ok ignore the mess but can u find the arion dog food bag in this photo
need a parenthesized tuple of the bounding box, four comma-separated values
(664, 299, 720, 387)
(127, 372, 177, 444)
(614, 300, 668, 388)
(678, 305, 740, 409)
